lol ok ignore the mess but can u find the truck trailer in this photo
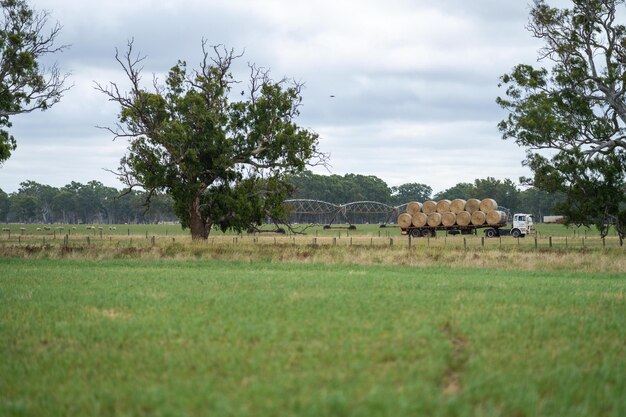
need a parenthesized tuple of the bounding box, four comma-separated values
(398, 198, 535, 238)
(401, 212, 535, 238)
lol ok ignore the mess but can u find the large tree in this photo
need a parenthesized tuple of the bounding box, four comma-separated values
(0, 0, 70, 163)
(497, 0, 626, 243)
(96, 41, 324, 239)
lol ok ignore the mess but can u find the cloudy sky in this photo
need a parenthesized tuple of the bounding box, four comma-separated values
(0, 0, 556, 194)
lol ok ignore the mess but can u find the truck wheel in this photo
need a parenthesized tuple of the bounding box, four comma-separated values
(410, 229, 421, 238)
(422, 229, 434, 238)
(485, 229, 497, 238)
(511, 229, 521, 238)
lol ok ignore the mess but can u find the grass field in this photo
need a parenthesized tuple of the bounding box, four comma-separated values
(1, 222, 623, 238)
(1, 257, 625, 417)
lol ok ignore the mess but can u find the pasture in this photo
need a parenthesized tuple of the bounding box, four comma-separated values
(1, 224, 625, 416)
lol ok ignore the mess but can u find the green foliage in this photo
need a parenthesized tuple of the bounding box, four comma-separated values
(0, 0, 69, 163)
(497, 0, 626, 242)
(0, 187, 8, 221)
(390, 182, 432, 205)
(98, 42, 322, 239)
(288, 170, 394, 204)
(435, 177, 521, 211)
(2, 180, 176, 224)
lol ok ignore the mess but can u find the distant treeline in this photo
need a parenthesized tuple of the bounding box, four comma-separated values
(0, 173, 564, 224)
(0, 181, 176, 224)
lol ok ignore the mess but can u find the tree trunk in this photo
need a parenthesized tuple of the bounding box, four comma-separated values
(189, 196, 208, 240)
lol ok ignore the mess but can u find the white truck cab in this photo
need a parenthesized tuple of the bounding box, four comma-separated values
(511, 213, 535, 237)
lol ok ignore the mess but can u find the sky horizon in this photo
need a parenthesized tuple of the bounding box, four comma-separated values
(0, 0, 561, 195)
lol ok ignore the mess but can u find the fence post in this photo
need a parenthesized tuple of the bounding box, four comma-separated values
(535, 237, 538, 250)
(481, 237, 485, 247)
(408, 236, 412, 250)
(549, 236, 552, 248)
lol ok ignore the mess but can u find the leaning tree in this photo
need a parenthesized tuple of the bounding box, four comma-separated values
(0, 0, 70, 163)
(497, 0, 626, 243)
(96, 41, 325, 239)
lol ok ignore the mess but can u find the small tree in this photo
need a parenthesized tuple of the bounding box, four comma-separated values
(97, 41, 325, 239)
(0, 0, 70, 163)
(497, 0, 626, 243)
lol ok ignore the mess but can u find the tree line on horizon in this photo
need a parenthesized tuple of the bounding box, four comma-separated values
(0, 172, 564, 225)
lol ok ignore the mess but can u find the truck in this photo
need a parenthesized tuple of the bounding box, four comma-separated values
(401, 212, 535, 238)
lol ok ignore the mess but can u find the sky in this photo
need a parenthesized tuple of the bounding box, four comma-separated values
(0, 0, 557, 194)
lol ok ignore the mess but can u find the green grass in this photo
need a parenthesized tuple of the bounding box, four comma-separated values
(1, 222, 621, 239)
(1, 258, 625, 417)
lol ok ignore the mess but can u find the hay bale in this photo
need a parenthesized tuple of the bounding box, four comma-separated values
(412, 212, 428, 227)
(471, 210, 487, 225)
(436, 199, 451, 213)
(450, 199, 467, 214)
(456, 211, 471, 226)
(427, 212, 442, 227)
(442, 212, 457, 227)
(486, 210, 507, 226)
(465, 198, 481, 213)
(398, 213, 412, 228)
(479, 198, 498, 212)
(406, 201, 422, 216)
(422, 200, 437, 215)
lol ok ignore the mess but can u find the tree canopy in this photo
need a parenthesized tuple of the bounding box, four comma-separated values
(497, 0, 626, 243)
(96, 41, 325, 239)
(1, 180, 175, 224)
(0, 0, 70, 163)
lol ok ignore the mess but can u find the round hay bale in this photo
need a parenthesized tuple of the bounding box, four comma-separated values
(456, 211, 471, 226)
(406, 201, 422, 216)
(441, 212, 457, 227)
(398, 213, 412, 228)
(479, 198, 498, 212)
(465, 198, 481, 213)
(471, 210, 487, 226)
(412, 212, 428, 227)
(486, 210, 507, 226)
(450, 199, 467, 214)
(427, 212, 442, 227)
(422, 200, 437, 215)
(436, 199, 451, 213)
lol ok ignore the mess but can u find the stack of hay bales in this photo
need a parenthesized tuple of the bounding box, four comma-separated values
(398, 198, 507, 228)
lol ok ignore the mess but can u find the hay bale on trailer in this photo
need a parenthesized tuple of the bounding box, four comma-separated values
(398, 213, 413, 228)
(406, 201, 422, 216)
(436, 199, 451, 213)
(427, 212, 443, 227)
(412, 212, 428, 227)
(450, 199, 466, 214)
(486, 210, 507, 226)
(422, 200, 437, 215)
(465, 198, 481, 214)
(441, 212, 457, 227)
(471, 211, 487, 225)
(456, 211, 471, 226)
(479, 198, 498, 212)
